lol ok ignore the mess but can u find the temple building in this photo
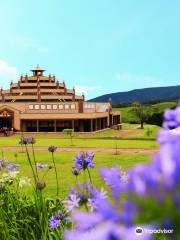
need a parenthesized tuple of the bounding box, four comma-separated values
(0, 65, 121, 132)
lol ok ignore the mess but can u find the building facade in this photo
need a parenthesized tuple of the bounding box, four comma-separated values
(0, 65, 121, 132)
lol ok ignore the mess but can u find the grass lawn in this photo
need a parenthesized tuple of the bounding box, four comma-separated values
(121, 123, 160, 140)
(0, 125, 159, 148)
(114, 106, 136, 123)
(1, 150, 151, 199)
(114, 101, 177, 123)
(0, 125, 157, 199)
(0, 137, 158, 148)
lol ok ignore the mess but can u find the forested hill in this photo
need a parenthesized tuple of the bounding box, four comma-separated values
(89, 85, 180, 103)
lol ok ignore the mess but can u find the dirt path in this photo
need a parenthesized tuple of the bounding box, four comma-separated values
(0, 146, 158, 154)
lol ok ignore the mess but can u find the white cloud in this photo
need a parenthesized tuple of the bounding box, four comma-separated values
(0, 60, 19, 88)
(75, 85, 102, 96)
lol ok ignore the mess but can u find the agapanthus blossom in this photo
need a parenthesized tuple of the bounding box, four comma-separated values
(19, 136, 36, 145)
(49, 215, 60, 229)
(100, 167, 128, 198)
(62, 193, 80, 212)
(126, 129, 180, 198)
(7, 163, 20, 172)
(88, 188, 107, 212)
(72, 167, 80, 176)
(73, 152, 94, 171)
(65, 106, 180, 240)
(49, 210, 71, 229)
(48, 145, 57, 152)
(163, 106, 180, 129)
(65, 222, 153, 240)
(36, 162, 47, 170)
(63, 182, 106, 212)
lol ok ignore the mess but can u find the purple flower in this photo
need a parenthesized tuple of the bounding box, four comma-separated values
(62, 194, 80, 212)
(94, 199, 122, 223)
(36, 163, 47, 170)
(49, 215, 60, 229)
(73, 152, 94, 171)
(163, 106, 180, 129)
(19, 136, 35, 145)
(64, 182, 107, 212)
(72, 182, 92, 205)
(49, 210, 70, 229)
(7, 163, 20, 172)
(48, 145, 57, 152)
(65, 107, 180, 240)
(100, 167, 128, 198)
(64, 222, 122, 240)
(88, 188, 107, 212)
(71, 211, 103, 231)
(66, 223, 153, 240)
(72, 167, 80, 176)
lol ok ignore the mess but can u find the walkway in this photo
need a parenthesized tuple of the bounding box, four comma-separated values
(1, 146, 158, 154)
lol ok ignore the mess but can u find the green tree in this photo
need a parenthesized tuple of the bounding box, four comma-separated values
(130, 102, 154, 129)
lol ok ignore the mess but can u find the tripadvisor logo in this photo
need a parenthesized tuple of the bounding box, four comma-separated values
(135, 227, 143, 235)
(135, 226, 174, 235)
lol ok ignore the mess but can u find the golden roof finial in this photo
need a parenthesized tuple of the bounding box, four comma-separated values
(35, 64, 41, 70)
(31, 64, 45, 73)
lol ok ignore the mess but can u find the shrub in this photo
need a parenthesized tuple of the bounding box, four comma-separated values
(63, 129, 74, 146)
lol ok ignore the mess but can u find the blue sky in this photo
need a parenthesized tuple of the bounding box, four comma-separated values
(0, 0, 180, 99)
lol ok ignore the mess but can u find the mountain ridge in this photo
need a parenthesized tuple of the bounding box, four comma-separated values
(88, 85, 180, 103)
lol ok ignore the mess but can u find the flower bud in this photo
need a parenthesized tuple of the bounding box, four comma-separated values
(36, 181, 46, 190)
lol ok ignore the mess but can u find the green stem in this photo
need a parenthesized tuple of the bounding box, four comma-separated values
(51, 152, 59, 197)
(83, 168, 86, 183)
(87, 168, 93, 184)
(21, 143, 24, 152)
(25, 144, 37, 184)
(42, 168, 50, 180)
(31, 143, 39, 180)
(85, 203, 89, 212)
(75, 175, 78, 184)
(1, 149, 4, 159)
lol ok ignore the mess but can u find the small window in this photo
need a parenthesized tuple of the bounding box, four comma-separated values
(71, 104, 76, 109)
(47, 105, 51, 110)
(53, 105, 57, 110)
(29, 105, 34, 110)
(34, 105, 40, 110)
(65, 105, 70, 109)
(41, 105, 46, 110)
(59, 105, 63, 109)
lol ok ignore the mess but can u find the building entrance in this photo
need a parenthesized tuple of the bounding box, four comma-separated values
(0, 117, 12, 128)
(0, 110, 14, 129)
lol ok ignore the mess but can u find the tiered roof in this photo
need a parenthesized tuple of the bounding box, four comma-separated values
(0, 65, 84, 103)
